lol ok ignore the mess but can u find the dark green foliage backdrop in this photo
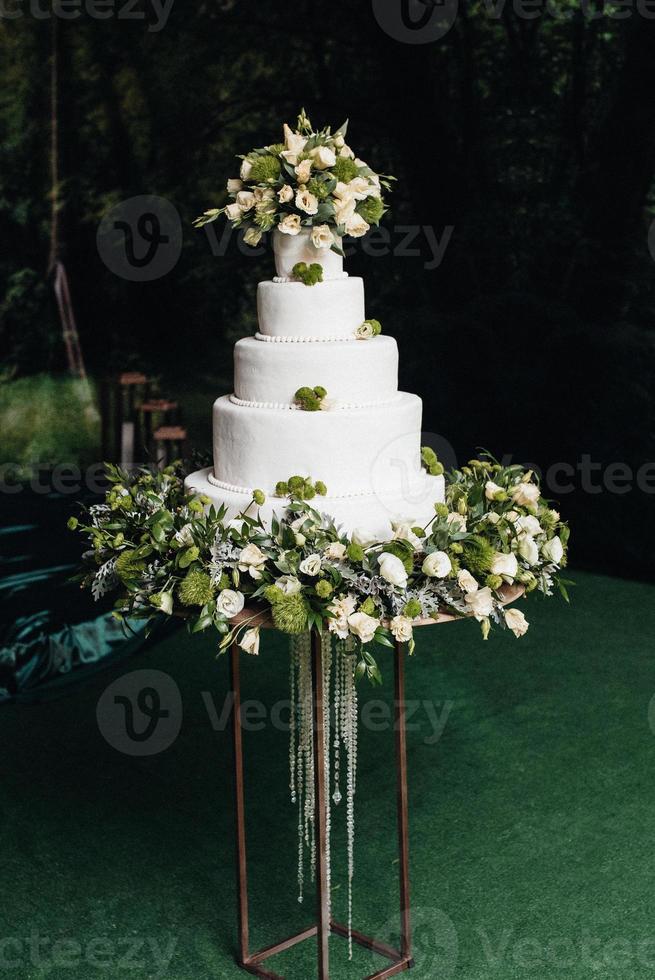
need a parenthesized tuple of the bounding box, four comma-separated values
(1, 4, 654, 575)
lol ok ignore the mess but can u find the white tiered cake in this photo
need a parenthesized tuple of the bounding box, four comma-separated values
(185, 230, 445, 538)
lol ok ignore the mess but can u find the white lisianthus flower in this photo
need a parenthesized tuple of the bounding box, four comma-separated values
(334, 198, 356, 227)
(457, 569, 479, 594)
(465, 586, 495, 621)
(227, 178, 243, 194)
(240, 158, 253, 180)
(334, 133, 345, 149)
(548, 509, 560, 523)
(378, 552, 409, 588)
(517, 534, 539, 566)
(278, 184, 293, 203)
(299, 554, 322, 576)
(295, 533, 306, 547)
(294, 159, 312, 183)
(225, 203, 242, 221)
(390, 615, 413, 643)
(254, 187, 276, 203)
(347, 177, 370, 200)
(324, 541, 347, 560)
(243, 226, 263, 247)
(355, 321, 374, 340)
(367, 174, 382, 197)
(273, 575, 302, 595)
(347, 611, 379, 644)
(333, 181, 355, 202)
(239, 626, 260, 656)
(345, 213, 370, 238)
(505, 607, 529, 638)
(311, 145, 337, 170)
(328, 593, 357, 639)
(339, 143, 355, 159)
(446, 512, 467, 533)
(295, 188, 319, 215)
(391, 520, 423, 551)
(541, 535, 564, 565)
(174, 523, 194, 546)
(238, 543, 267, 579)
(352, 528, 376, 548)
(510, 481, 541, 511)
(490, 551, 518, 582)
(236, 190, 256, 211)
(515, 515, 542, 537)
(486, 512, 501, 526)
(311, 224, 334, 249)
(278, 214, 302, 236)
(280, 123, 307, 165)
(485, 481, 505, 501)
(422, 551, 452, 578)
(155, 591, 174, 615)
(216, 589, 245, 618)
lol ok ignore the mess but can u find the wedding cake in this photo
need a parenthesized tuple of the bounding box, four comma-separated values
(187, 113, 445, 538)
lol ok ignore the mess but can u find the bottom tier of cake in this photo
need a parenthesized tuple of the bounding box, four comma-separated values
(184, 467, 445, 540)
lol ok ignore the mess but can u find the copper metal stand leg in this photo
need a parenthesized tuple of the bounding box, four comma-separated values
(312, 628, 331, 979)
(231, 640, 250, 966)
(394, 641, 413, 965)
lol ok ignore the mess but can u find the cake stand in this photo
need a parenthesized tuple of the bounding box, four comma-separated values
(224, 585, 523, 980)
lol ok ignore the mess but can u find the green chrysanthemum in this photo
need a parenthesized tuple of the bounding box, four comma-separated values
(178, 569, 214, 607)
(347, 542, 365, 563)
(404, 599, 422, 619)
(248, 155, 281, 183)
(307, 177, 331, 200)
(315, 481, 327, 496)
(461, 536, 495, 577)
(357, 196, 385, 225)
(292, 262, 323, 287)
(332, 156, 359, 183)
(115, 550, 145, 584)
(315, 579, 333, 598)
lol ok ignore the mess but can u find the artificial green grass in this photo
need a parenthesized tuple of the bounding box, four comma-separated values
(3, 569, 655, 978)
(0, 374, 100, 474)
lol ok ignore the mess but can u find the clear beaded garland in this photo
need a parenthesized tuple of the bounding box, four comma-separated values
(289, 631, 359, 957)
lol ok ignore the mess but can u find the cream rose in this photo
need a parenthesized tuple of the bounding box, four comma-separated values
(517, 534, 539, 566)
(422, 551, 452, 578)
(355, 321, 373, 340)
(347, 177, 370, 200)
(227, 178, 243, 194)
(278, 214, 302, 236)
(243, 227, 262, 247)
(510, 481, 541, 510)
(239, 626, 260, 656)
(299, 554, 322, 576)
(339, 143, 355, 159)
(390, 615, 413, 643)
(505, 607, 529, 638)
(541, 536, 564, 564)
(465, 586, 495, 621)
(311, 145, 336, 170)
(391, 520, 423, 551)
(225, 203, 242, 221)
(490, 551, 518, 582)
(277, 184, 293, 203)
(328, 593, 357, 639)
(324, 542, 347, 560)
(345, 213, 370, 238)
(378, 552, 408, 588)
(274, 575, 302, 595)
(281, 123, 307, 165)
(311, 224, 335, 249)
(352, 528, 376, 548)
(334, 198, 356, 227)
(216, 589, 245, 618)
(347, 611, 379, 644)
(238, 543, 267, 579)
(457, 569, 479, 594)
(294, 159, 312, 184)
(236, 190, 256, 211)
(295, 188, 319, 215)
(515, 515, 542, 537)
(240, 158, 253, 180)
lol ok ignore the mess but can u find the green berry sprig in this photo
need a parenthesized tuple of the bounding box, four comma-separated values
(274, 475, 328, 500)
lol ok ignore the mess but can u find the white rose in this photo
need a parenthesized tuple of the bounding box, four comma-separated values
(505, 607, 529, 638)
(422, 551, 452, 578)
(355, 321, 373, 340)
(278, 184, 293, 203)
(299, 554, 322, 576)
(236, 190, 256, 211)
(446, 512, 467, 533)
(295, 188, 319, 215)
(174, 523, 194, 546)
(294, 159, 312, 183)
(391, 520, 423, 551)
(311, 224, 335, 249)
(239, 626, 260, 656)
(311, 145, 337, 170)
(485, 481, 505, 501)
(227, 178, 243, 194)
(240, 158, 253, 180)
(390, 615, 413, 643)
(490, 551, 518, 582)
(378, 552, 408, 588)
(510, 481, 541, 511)
(517, 534, 539, 566)
(243, 226, 262, 247)
(457, 569, 479, 594)
(465, 586, 495, 621)
(541, 535, 564, 565)
(216, 589, 245, 618)
(347, 611, 379, 645)
(515, 515, 542, 537)
(225, 203, 242, 221)
(324, 542, 347, 560)
(352, 527, 376, 548)
(278, 214, 302, 236)
(274, 575, 302, 595)
(345, 213, 370, 238)
(238, 543, 267, 579)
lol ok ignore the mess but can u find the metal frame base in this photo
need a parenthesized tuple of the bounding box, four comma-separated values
(229, 628, 413, 980)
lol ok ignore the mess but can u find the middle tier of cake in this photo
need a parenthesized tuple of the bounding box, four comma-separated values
(212, 392, 427, 499)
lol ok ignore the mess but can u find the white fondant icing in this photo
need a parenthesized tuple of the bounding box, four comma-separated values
(212, 392, 426, 499)
(272, 227, 344, 281)
(186, 467, 445, 539)
(257, 277, 365, 340)
(233, 335, 398, 407)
